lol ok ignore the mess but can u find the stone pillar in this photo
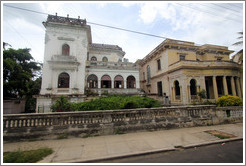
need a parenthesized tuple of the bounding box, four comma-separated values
(111, 80, 114, 89)
(98, 79, 101, 88)
(223, 76, 228, 95)
(212, 76, 218, 100)
(231, 77, 236, 96)
(235, 77, 242, 98)
(187, 85, 190, 103)
(171, 87, 174, 101)
(124, 80, 127, 89)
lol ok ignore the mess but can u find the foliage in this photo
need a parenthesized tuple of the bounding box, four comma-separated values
(51, 96, 72, 112)
(25, 77, 42, 113)
(62, 95, 161, 111)
(3, 148, 53, 163)
(198, 89, 206, 99)
(71, 95, 162, 111)
(3, 47, 41, 98)
(216, 95, 242, 107)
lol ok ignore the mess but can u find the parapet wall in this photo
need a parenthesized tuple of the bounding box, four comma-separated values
(3, 105, 243, 142)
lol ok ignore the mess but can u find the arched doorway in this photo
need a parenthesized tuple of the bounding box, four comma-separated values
(58, 72, 70, 88)
(127, 76, 136, 88)
(101, 75, 111, 88)
(87, 74, 98, 88)
(114, 75, 124, 88)
(190, 79, 197, 100)
(174, 80, 180, 100)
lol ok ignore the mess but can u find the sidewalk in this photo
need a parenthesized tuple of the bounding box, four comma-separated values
(3, 123, 243, 163)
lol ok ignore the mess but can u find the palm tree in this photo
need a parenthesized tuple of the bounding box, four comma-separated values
(232, 32, 243, 64)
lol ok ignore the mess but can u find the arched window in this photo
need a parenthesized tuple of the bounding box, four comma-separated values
(91, 56, 97, 61)
(58, 72, 69, 88)
(101, 75, 111, 88)
(190, 79, 197, 96)
(147, 65, 151, 84)
(87, 74, 98, 88)
(127, 75, 136, 89)
(114, 75, 124, 89)
(174, 80, 180, 99)
(62, 44, 70, 56)
(102, 57, 108, 62)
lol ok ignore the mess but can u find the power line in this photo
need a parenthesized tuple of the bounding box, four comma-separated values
(3, 4, 168, 39)
(211, 3, 243, 13)
(3, 4, 48, 15)
(197, 3, 242, 17)
(176, 3, 242, 23)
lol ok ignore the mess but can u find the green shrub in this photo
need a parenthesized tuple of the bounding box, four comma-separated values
(50, 96, 72, 112)
(216, 95, 242, 107)
(198, 89, 207, 99)
(72, 95, 162, 111)
(3, 148, 53, 163)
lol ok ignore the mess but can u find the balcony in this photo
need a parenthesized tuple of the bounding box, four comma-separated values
(86, 61, 139, 70)
(168, 60, 240, 71)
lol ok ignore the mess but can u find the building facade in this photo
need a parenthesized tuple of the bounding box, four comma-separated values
(139, 39, 243, 104)
(36, 14, 140, 112)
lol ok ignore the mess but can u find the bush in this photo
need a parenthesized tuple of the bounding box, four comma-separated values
(73, 95, 162, 111)
(50, 96, 72, 112)
(216, 95, 242, 107)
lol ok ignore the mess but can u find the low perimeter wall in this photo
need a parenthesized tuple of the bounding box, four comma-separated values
(3, 105, 243, 141)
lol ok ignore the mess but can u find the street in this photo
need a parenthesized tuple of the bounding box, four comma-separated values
(95, 140, 243, 163)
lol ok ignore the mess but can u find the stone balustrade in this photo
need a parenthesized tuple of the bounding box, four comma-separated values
(3, 105, 243, 142)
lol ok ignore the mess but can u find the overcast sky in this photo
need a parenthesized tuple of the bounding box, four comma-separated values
(2, 1, 244, 63)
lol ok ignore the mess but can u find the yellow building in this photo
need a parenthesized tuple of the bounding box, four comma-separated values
(139, 38, 243, 105)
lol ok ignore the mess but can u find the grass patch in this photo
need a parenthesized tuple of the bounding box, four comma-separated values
(3, 147, 53, 163)
(205, 130, 236, 139)
(56, 133, 68, 139)
(114, 127, 126, 135)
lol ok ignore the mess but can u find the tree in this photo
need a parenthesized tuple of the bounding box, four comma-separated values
(232, 31, 243, 64)
(3, 47, 41, 99)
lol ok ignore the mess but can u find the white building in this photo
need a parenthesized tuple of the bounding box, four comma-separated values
(36, 14, 141, 112)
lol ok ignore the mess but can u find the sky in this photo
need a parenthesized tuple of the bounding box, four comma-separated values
(2, 1, 244, 63)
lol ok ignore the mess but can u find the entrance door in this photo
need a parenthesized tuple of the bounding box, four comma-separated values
(157, 81, 163, 96)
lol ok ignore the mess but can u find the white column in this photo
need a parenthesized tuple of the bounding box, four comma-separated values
(98, 79, 101, 88)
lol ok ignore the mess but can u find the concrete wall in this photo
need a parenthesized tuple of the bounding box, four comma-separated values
(3, 99, 26, 114)
(3, 106, 242, 142)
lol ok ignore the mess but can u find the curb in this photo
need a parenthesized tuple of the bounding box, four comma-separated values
(76, 137, 243, 163)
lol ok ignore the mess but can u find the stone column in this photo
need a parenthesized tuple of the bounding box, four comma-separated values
(124, 80, 127, 89)
(212, 76, 218, 100)
(235, 77, 242, 98)
(111, 80, 114, 89)
(98, 79, 101, 88)
(223, 76, 228, 95)
(231, 77, 236, 96)
(171, 87, 175, 101)
(187, 85, 190, 103)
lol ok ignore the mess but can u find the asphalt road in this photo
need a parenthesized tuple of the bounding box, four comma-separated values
(95, 140, 243, 163)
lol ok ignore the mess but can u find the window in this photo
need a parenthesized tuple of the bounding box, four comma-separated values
(157, 81, 163, 96)
(157, 59, 161, 70)
(58, 72, 69, 88)
(62, 44, 70, 56)
(127, 76, 136, 88)
(102, 57, 108, 62)
(87, 74, 98, 88)
(114, 75, 124, 89)
(147, 65, 151, 84)
(179, 55, 185, 60)
(190, 79, 197, 96)
(101, 75, 111, 88)
(91, 56, 97, 61)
